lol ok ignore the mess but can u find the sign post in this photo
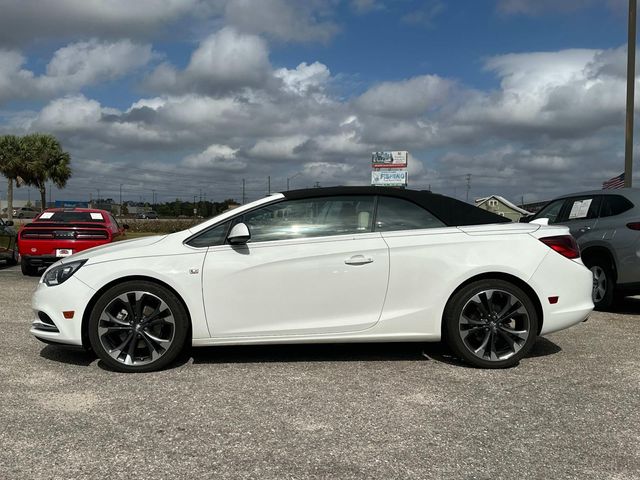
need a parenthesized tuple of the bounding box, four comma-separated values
(371, 151, 409, 188)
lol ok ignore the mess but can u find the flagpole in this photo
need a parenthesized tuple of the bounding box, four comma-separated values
(625, 0, 637, 188)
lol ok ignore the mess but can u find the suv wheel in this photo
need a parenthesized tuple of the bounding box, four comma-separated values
(584, 259, 615, 310)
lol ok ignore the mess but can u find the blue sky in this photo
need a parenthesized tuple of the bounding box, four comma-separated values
(0, 0, 636, 204)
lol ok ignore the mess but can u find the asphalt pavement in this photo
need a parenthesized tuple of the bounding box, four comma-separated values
(0, 262, 639, 480)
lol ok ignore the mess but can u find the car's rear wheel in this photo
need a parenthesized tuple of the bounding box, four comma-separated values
(88, 281, 189, 373)
(582, 258, 615, 310)
(21, 261, 39, 276)
(444, 279, 539, 368)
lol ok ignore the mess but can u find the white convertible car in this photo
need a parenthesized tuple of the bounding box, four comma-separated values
(30, 187, 593, 372)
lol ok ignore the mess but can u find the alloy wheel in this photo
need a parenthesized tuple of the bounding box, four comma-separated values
(590, 266, 606, 303)
(458, 289, 532, 362)
(97, 291, 176, 367)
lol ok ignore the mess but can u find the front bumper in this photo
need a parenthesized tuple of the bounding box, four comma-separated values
(30, 276, 96, 346)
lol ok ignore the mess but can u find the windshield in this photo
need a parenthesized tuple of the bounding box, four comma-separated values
(37, 211, 105, 223)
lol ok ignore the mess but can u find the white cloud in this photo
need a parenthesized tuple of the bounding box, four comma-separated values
(182, 144, 246, 171)
(275, 62, 331, 97)
(146, 27, 271, 95)
(0, 0, 206, 46)
(0, 40, 152, 105)
(224, 0, 338, 43)
(354, 75, 453, 118)
(496, 0, 626, 16)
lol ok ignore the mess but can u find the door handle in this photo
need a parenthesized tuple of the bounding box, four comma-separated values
(579, 226, 591, 233)
(345, 255, 374, 265)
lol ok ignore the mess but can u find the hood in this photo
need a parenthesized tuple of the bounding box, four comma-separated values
(67, 235, 166, 263)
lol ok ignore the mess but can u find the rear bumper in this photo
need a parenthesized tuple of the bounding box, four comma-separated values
(22, 255, 60, 268)
(529, 252, 594, 335)
(18, 239, 111, 258)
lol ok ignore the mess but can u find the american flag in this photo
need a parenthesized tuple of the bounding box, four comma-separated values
(602, 173, 625, 190)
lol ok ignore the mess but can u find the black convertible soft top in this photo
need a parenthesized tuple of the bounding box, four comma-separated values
(282, 186, 510, 226)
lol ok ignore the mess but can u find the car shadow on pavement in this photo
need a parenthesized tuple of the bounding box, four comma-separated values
(609, 295, 640, 315)
(39, 344, 96, 367)
(36, 338, 562, 371)
(190, 337, 562, 367)
(191, 342, 430, 365)
(422, 337, 562, 368)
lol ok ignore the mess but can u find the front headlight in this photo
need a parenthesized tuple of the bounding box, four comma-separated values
(43, 260, 88, 287)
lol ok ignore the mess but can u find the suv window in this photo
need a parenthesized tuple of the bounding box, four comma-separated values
(533, 199, 565, 224)
(562, 196, 601, 221)
(375, 196, 445, 231)
(600, 195, 633, 218)
(241, 196, 375, 243)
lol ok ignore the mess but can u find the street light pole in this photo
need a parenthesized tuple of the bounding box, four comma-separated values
(625, 0, 637, 188)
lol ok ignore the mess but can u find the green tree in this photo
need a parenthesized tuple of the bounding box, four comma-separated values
(22, 133, 72, 211)
(0, 135, 27, 221)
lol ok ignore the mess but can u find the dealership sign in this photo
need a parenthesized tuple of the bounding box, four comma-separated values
(371, 170, 408, 187)
(372, 151, 408, 168)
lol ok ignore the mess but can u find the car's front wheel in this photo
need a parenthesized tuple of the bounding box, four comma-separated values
(444, 279, 539, 368)
(88, 281, 189, 373)
(7, 248, 18, 266)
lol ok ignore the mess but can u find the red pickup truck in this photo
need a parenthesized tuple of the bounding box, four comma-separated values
(19, 208, 127, 276)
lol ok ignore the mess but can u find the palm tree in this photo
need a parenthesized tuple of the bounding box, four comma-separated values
(0, 135, 26, 221)
(22, 133, 72, 211)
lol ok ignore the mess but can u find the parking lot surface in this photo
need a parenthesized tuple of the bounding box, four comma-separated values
(1, 262, 639, 480)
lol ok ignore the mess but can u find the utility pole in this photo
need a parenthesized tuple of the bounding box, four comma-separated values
(625, 0, 637, 187)
(287, 172, 302, 191)
(119, 184, 123, 215)
(193, 195, 197, 218)
(313, 181, 321, 188)
(465, 174, 472, 202)
(48, 182, 52, 207)
(152, 189, 156, 206)
(242, 179, 246, 204)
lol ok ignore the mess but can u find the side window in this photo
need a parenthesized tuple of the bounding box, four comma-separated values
(600, 195, 633, 218)
(375, 196, 445, 231)
(109, 214, 120, 231)
(242, 196, 375, 242)
(533, 199, 566, 224)
(564, 196, 601, 221)
(188, 222, 230, 248)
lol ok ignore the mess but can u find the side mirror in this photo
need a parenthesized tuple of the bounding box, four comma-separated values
(122, 224, 130, 230)
(228, 222, 251, 245)
(4, 220, 13, 226)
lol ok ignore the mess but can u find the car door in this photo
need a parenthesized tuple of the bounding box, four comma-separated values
(559, 195, 602, 241)
(199, 195, 389, 337)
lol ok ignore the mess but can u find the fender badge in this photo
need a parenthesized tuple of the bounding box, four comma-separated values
(189, 268, 199, 274)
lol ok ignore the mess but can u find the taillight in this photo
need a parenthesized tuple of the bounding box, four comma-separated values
(627, 222, 640, 230)
(539, 235, 580, 259)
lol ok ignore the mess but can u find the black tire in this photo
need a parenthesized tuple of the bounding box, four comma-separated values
(444, 279, 539, 369)
(88, 280, 189, 373)
(21, 260, 39, 276)
(582, 257, 615, 310)
(6, 248, 18, 266)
